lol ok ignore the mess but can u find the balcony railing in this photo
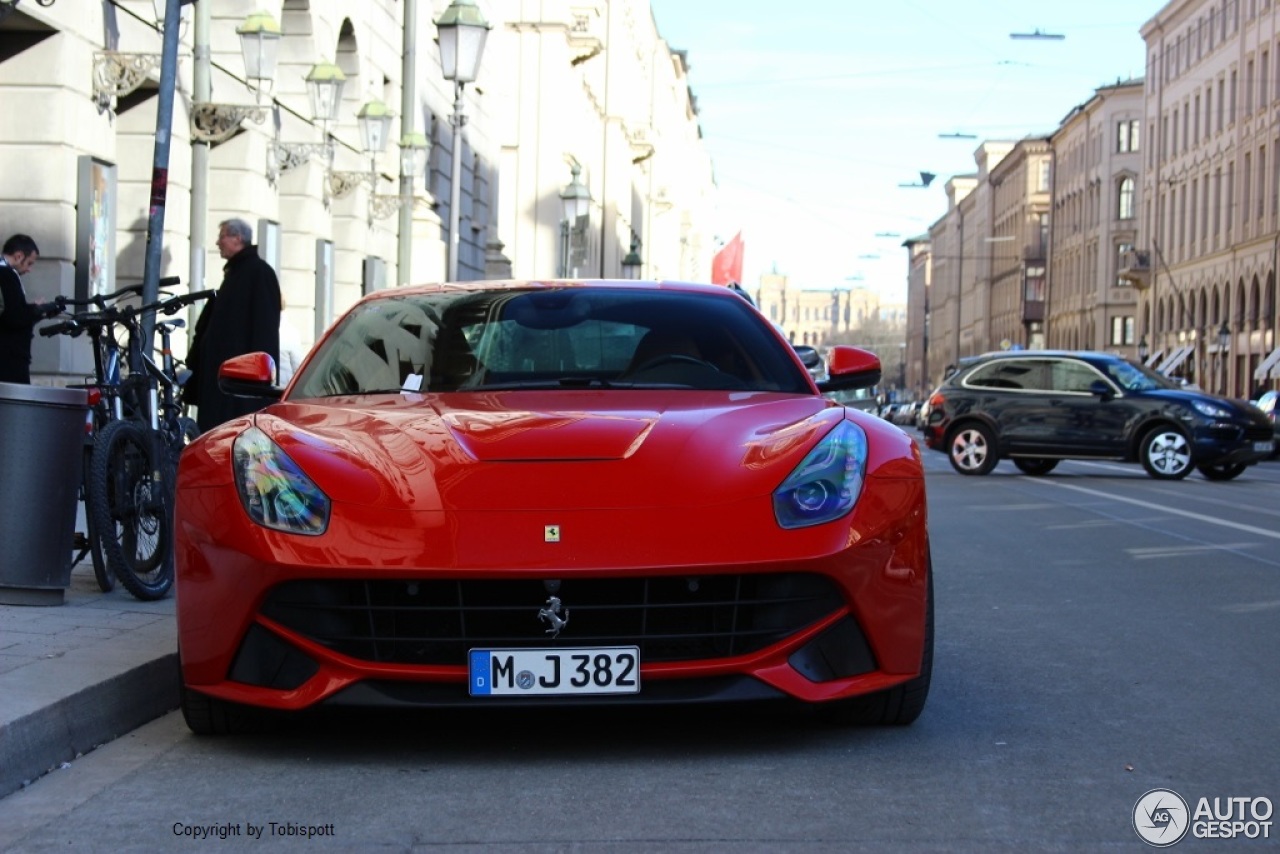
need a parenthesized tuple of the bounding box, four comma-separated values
(1118, 249, 1151, 289)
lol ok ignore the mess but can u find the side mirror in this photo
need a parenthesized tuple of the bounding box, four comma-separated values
(1089, 379, 1114, 400)
(217, 352, 283, 400)
(818, 345, 882, 391)
(792, 344, 822, 370)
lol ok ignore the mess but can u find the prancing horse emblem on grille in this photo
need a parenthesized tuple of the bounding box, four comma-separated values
(538, 596, 569, 638)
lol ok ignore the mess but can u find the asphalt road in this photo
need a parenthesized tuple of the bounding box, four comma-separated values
(1, 445, 1278, 852)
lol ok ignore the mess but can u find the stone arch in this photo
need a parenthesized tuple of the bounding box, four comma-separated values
(1264, 269, 1276, 324)
(335, 19, 362, 125)
(1248, 273, 1261, 329)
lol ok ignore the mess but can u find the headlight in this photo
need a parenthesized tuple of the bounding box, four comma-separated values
(1190, 399, 1232, 419)
(773, 420, 867, 529)
(233, 426, 330, 535)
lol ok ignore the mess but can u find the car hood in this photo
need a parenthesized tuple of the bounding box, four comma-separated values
(1135, 388, 1262, 418)
(194, 391, 893, 512)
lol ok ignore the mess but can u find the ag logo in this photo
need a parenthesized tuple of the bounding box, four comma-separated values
(1133, 788, 1190, 847)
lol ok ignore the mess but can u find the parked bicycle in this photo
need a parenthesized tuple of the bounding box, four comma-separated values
(41, 281, 212, 600)
(43, 280, 170, 593)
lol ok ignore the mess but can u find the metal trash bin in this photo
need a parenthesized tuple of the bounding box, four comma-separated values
(0, 382, 88, 605)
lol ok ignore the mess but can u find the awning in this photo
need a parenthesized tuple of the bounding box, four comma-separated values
(1144, 349, 1165, 367)
(1157, 345, 1193, 374)
(1254, 347, 1280, 381)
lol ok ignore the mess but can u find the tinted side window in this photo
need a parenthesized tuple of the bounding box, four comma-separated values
(1050, 360, 1107, 393)
(964, 359, 1047, 391)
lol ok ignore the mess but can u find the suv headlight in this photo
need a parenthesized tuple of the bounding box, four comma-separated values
(1190, 399, 1233, 419)
(233, 426, 330, 535)
(773, 421, 867, 529)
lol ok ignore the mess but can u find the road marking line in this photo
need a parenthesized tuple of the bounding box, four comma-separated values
(1126, 543, 1260, 559)
(1038, 480, 1280, 540)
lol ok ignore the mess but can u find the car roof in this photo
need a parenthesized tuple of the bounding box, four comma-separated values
(362, 279, 740, 301)
(965, 349, 1123, 361)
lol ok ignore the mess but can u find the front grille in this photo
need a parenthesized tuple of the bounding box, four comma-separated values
(260, 574, 843, 665)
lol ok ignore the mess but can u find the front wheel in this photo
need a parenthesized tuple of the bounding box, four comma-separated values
(1197, 462, 1248, 481)
(1013, 458, 1058, 476)
(947, 424, 998, 475)
(88, 420, 173, 600)
(821, 557, 933, 726)
(181, 687, 272, 735)
(1139, 427, 1193, 480)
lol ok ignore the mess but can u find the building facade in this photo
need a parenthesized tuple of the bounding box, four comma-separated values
(0, 0, 717, 387)
(902, 234, 930, 396)
(1049, 80, 1144, 361)
(988, 137, 1052, 352)
(753, 271, 885, 347)
(1133, 0, 1280, 396)
(492, 1, 716, 286)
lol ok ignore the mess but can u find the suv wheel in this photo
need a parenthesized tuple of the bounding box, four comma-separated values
(1197, 462, 1248, 481)
(947, 424, 998, 475)
(1139, 426, 1193, 479)
(1013, 458, 1058, 476)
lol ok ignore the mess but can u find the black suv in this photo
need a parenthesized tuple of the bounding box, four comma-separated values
(919, 350, 1275, 480)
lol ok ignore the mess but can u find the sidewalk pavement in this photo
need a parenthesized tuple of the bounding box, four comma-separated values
(0, 561, 179, 799)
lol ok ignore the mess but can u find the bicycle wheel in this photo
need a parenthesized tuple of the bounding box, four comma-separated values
(78, 444, 115, 592)
(86, 506, 114, 592)
(168, 415, 200, 467)
(88, 420, 174, 600)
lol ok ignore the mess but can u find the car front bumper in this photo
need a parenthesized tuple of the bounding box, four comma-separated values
(175, 477, 931, 714)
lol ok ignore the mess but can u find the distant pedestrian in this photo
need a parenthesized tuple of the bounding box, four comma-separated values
(0, 234, 59, 384)
(187, 219, 281, 430)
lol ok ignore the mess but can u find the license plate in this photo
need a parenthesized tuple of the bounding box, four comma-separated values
(1254, 441, 1274, 454)
(468, 647, 640, 696)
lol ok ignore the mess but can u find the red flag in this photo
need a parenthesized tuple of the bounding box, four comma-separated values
(711, 231, 744, 285)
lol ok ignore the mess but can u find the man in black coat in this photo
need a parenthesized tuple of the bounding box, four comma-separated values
(188, 218, 281, 430)
(0, 234, 59, 385)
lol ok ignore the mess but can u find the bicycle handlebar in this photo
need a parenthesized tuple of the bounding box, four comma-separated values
(53, 277, 183, 310)
(38, 288, 212, 338)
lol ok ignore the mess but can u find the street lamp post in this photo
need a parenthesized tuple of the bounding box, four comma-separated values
(435, 0, 491, 282)
(1218, 322, 1231, 395)
(621, 240, 643, 279)
(189, 8, 279, 293)
(1138, 335, 1149, 363)
(559, 164, 591, 277)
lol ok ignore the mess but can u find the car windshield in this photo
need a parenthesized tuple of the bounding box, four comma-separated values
(289, 286, 812, 397)
(1102, 358, 1180, 392)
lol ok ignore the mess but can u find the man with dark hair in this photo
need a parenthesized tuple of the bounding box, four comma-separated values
(0, 234, 59, 384)
(187, 218, 281, 429)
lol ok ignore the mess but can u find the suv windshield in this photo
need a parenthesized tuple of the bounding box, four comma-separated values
(1102, 358, 1179, 392)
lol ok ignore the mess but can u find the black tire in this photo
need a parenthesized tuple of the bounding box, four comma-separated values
(1139, 426, 1194, 480)
(163, 415, 201, 475)
(87, 511, 114, 593)
(821, 556, 933, 726)
(181, 686, 271, 736)
(947, 423, 998, 475)
(88, 420, 174, 600)
(81, 444, 115, 593)
(176, 414, 200, 454)
(1197, 461, 1248, 481)
(1013, 458, 1058, 476)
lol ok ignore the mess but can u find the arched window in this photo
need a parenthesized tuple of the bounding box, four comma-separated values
(1118, 176, 1136, 219)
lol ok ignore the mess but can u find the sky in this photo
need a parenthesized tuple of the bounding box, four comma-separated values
(646, 0, 1162, 303)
